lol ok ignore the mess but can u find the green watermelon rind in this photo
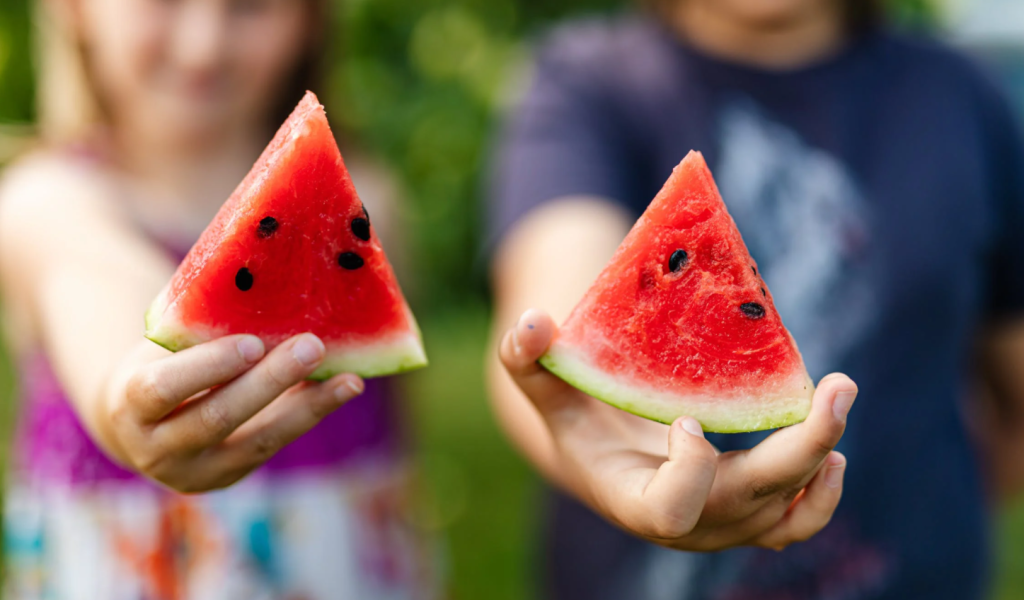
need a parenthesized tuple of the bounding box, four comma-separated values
(144, 296, 428, 380)
(539, 346, 813, 433)
(308, 331, 428, 380)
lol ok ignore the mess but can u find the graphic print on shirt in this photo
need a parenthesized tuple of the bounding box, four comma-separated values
(634, 520, 893, 600)
(627, 99, 892, 600)
(715, 99, 876, 378)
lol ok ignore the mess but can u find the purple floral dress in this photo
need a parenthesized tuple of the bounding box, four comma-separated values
(4, 227, 435, 600)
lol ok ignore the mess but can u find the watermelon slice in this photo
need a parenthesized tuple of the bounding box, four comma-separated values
(145, 91, 427, 380)
(540, 151, 812, 432)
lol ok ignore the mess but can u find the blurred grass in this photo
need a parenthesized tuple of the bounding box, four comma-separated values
(401, 306, 540, 600)
(995, 500, 1024, 600)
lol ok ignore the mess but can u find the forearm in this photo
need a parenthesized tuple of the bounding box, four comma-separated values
(487, 197, 631, 490)
(487, 331, 565, 485)
(980, 320, 1024, 417)
(41, 282, 171, 468)
(977, 319, 1024, 499)
(0, 175, 176, 462)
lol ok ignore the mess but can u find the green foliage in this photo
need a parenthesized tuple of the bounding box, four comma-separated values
(886, 0, 940, 29)
(327, 0, 622, 311)
(0, 0, 33, 125)
(403, 306, 540, 600)
(0, 0, 34, 163)
(325, 0, 941, 311)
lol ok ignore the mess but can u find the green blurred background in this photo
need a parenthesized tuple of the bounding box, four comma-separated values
(3, 0, 1024, 599)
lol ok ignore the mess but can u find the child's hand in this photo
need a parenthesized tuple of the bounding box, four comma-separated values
(101, 333, 363, 493)
(499, 309, 854, 551)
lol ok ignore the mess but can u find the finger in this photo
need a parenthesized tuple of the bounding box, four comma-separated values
(750, 452, 846, 550)
(626, 417, 718, 539)
(499, 309, 588, 422)
(215, 374, 365, 472)
(721, 373, 856, 503)
(156, 333, 326, 450)
(129, 335, 266, 422)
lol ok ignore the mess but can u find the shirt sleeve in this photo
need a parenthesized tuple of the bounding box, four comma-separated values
(980, 72, 1024, 317)
(487, 28, 641, 247)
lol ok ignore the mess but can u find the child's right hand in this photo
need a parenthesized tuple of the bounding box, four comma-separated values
(99, 333, 363, 493)
(500, 309, 855, 552)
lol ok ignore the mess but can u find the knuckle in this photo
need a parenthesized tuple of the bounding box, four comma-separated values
(198, 399, 233, 439)
(205, 342, 247, 378)
(307, 390, 340, 421)
(133, 446, 172, 481)
(749, 477, 785, 502)
(686, 449, 718, 474)
(263, 359, 297, 390)
(130, 370, 171, 408)
(250, 430, 281, 463)
(812, 435, 836, 459)
(107, 397, 134, 429)
(780, 486, 802, 504)
(202, 343, 228, 367)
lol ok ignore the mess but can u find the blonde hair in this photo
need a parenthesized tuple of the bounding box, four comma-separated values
(33, 0, 104, 146)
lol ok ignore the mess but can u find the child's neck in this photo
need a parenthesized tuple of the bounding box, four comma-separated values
(106, 126, 265, 238)
(670, 1, 847, 70)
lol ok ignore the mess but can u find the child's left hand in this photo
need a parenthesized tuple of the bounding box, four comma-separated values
(499, 309, 853, 551)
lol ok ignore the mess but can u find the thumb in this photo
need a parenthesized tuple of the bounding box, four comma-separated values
(499, 309, 588, 422)
(633, 417, 718, 539)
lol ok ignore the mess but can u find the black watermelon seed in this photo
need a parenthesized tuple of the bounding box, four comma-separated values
(751, 266, 757, 275)
(257, 216, 278, 238)
(761, 287, 767, 297)
(338, 252, 364, 270)
(361, 203, 370, 222)
(351, 218, 370, 241)
(669, 249, 688, 273)
(235, 267, 254, 291)
(740, 302, 766, 319)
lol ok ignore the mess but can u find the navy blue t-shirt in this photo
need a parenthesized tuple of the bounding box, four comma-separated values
(491, 15, 1024, 600)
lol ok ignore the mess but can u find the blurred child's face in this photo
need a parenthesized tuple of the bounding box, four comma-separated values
(75, 0, 311, 147)
(689, 0, 839, 27)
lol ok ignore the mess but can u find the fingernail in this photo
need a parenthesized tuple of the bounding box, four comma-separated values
(681, 417, 704, 438)
(336, 377, 364, 401)
(825, 459, 846, 489)
(832, 391, 856, 422)
(293, 335, 325, 367)
(512, 315, 526, 356)
(236, 336, 265, 363)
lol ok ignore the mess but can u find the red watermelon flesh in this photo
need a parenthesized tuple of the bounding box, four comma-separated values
(145, 91, 426, 379)
(539, 151, 812, 432)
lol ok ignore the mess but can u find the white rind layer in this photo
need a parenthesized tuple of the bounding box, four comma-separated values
(540, 343, 813, 433)
(144, 288, 428, 379)
(310, 331, 427, 380)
